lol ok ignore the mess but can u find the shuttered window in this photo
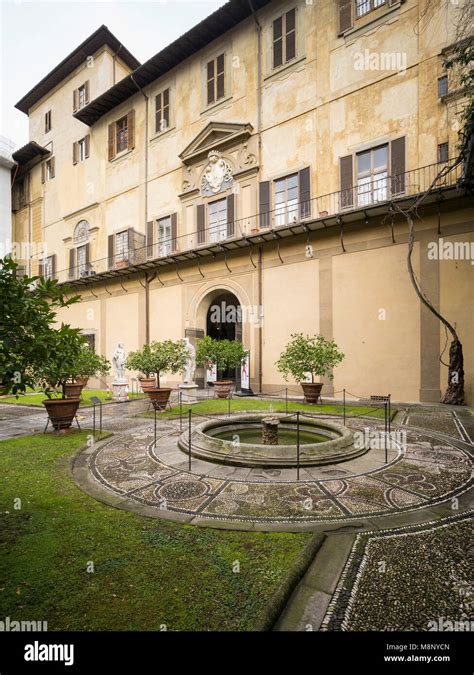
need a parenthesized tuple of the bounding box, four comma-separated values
(209, 198, 228, 243)
(45, 110, 52, 133)
(355, 0, 386, 18)
(338, 0, 354, 33)
(77, 245, 87, 276)
(43, 157, 55, 181)
(274, 174, 299, 226)
(273, 8, 296, 69)
(115, 231, 129, 262)
(438, 142, 449, 164)
(157, 216, 172, 256)
(108, 111, 135, 160)
(356, 144, 388, 205)
(155, 88, 170, 133)
(116, 116, 128, 153)
(207, 53, 225, 105)
(43, 255, 56, 280)
(437, 75, 448, 98)
(73, 81, 90, 112)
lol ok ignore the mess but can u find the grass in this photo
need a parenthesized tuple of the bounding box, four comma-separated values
(0, 431, 309, 631)
(0, 389, 145, 408)
(144, 398, 394, 419)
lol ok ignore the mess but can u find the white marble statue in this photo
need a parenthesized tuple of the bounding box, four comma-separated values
(182, 338, 196, 384)
(112, 342, 126, 381)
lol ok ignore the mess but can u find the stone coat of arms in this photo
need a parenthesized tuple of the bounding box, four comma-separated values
(200, 150, 233, 196)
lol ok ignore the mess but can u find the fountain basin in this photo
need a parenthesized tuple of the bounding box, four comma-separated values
(178, 414, 364, 467)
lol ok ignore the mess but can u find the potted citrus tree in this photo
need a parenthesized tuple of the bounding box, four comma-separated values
(71, 344, 110, 393)
(137, 340, 188, 408)
(196, 336, 247, 399)
(276, 333, 344, 403)
(36, 327, 87, 429)
(125, 344, 156, 392)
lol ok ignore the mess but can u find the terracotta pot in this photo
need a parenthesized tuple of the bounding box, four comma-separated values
(43, 398, 80, 430)
(301, 382, 323, 404)
(64, 382, 84, 398)
(116, 259, 129, 269)
(139, 377, 156, 392)
(146, 387, 172, 410)
(75, 377, 89, 387)
(214, 380, 233, 399)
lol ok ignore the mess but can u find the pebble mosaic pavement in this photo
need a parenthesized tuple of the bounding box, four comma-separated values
(83, 414, 473, 526)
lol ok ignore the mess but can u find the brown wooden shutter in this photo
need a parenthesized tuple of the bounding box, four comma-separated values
(50, 157, 55, 178)
(73, 142, 78, 165)
(299, 167, 311, 220)
(73, 88, 78, 113)
(108, 123, 115, 161)
(147, 220, 154, 258)
(127, 110, 135, 150)
(41, 162, 46, 184)
(207, 60, 215, 105)
(391, 136, 406, 195)
(85, 134, 90, 158)
(69, 249, 75, 279)
(197, 204, 206, 245)
(227, 193, 235, 237)
(108, 235, 114, 269)
(85, 243, 90, 271)
(259, 181, 270, 229)
(51, 254, 56, 279)
(338, 0, 353, 34)
(171, 213, 178, 252)
(340, 155, 353, 208)
(216, 54, 225, 100)
(38, 260, 44, 278)
(285, 9, 296, 62)
(273, 16, 283, 68)
(84, 80, 90, 104)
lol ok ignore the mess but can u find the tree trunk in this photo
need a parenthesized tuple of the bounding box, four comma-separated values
(440, 339, 465, 405)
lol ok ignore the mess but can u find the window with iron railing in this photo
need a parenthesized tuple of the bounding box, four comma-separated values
(274, 174, 299, 226)
(115, 231, 129, 262)
(209, 199, 228, 243)
(356, 145, 388, 206)
(77, 245, 87, 276)
(157, 216, 172, 256)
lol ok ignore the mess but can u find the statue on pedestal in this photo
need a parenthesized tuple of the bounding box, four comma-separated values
(182, 337, 196, 384)
(112, 343, 126, 382)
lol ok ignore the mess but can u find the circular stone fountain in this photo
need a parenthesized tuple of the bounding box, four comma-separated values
(178, 413, 364, 467)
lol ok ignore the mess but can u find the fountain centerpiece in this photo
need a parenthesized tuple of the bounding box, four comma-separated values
(261, 416, 280, 445)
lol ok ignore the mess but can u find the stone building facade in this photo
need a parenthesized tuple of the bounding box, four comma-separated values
(11, 1, 474, 402)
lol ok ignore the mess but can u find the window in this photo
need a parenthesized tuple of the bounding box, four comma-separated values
(155, 89, 170, 133)
(45, 110, 52, 133)
(438, 142, 449, 163)
(355, 0, 386, 18)
(73, 81, 89, 112)
(209, 199, 228, 242)
(115, 231, 129, 262)
(116, 116, 128, 153)
(273, 8, 296, 69)
(42, 157, 55, 182)
(356, 144, 388, 206)
(78, 138, 86, 162)
(108, 111, 135, 161)
(84, 334, 96, 352)
(438, 75, 448, 98)
(157, 216, 172, 256)
(73, 136, 90, 164)
(77, 245, 87, 276)
(274, 174, 299, 226)
(207, 53, 225, 105)
(43, 256, 54, 280)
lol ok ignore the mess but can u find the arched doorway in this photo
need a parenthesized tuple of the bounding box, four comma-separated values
(206, 292, 242, 384)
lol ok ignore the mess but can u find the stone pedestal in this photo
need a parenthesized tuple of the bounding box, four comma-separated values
(178, 383, 199, 405)
(262, 416, 280, 445)
(112, 380, 128, 401)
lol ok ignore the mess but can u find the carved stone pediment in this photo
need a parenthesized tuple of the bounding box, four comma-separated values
(179, 121, 253, 166)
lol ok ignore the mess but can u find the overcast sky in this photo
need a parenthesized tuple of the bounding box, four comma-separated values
(1, 0, 226, 148)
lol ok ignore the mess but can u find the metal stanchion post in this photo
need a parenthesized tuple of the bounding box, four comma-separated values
(285, 388, 288, 414)
(99, 401, 102, 435)
(296, 411, 300, 481)
(228, 393, 231, 417)
(388, 394, 391, 434)
(384, 402, 388, 464)
(343, 388, 346, 425)
(92, 402, 96, 440)
(188, 409, 192, 471)
(179, 391, 183, 431)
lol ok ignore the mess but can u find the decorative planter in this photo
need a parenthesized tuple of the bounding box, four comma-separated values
(112, 382, 128, 401)
(116, 259, 129, 269)
(214, 380, 233, 399)
(139, 377, 156, 392)
(43, 398, 80, 430)
(146, 387, 172, 410)
(64, 382, 84, 399)
(301, 382, 323, 404)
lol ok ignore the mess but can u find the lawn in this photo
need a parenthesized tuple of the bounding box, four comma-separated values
(0, 389, 145, 408)
(146, 398, 395, 419)
(0, 432, 309, 631)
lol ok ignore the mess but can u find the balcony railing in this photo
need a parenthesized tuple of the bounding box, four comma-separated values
(48, 159, 463, 285)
